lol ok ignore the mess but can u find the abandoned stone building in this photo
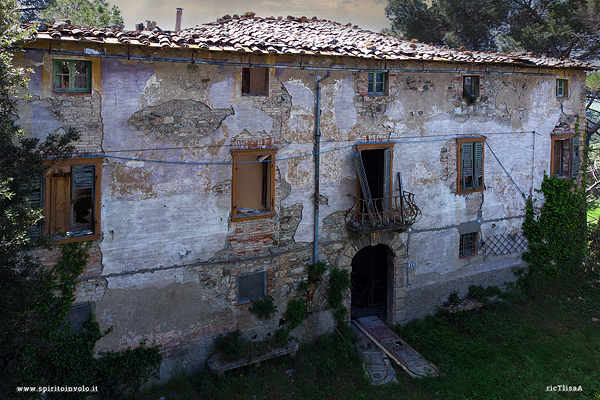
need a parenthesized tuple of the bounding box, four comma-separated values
(14, 14, 590, 375)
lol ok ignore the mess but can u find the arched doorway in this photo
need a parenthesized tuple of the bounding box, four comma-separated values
(336, 232, 408, 325)
(351, 244, 392, 319)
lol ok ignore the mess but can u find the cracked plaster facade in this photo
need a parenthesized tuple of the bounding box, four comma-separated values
(14, 36, 587, 376)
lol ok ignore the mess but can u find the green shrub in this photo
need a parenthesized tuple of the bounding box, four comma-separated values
(214, 330, 250, 361)
(248, 295, 276, 319)
(307, 260, 327, 284)
(468, 285, 486, 300)
(448, 291, 460, 304)
(285, 299, 308, 330)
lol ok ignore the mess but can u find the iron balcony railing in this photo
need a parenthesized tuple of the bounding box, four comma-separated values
(345, 193, 421, 234)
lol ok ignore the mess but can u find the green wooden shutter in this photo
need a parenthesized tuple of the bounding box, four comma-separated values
(571, 135, 580, 179)
(19, 177, 44, 238)
(475, 142, 484, 189)
(461, 142, 473, 190)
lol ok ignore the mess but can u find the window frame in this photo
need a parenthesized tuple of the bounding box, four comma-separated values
(368, 71, 388, 96)
(53, 59, 92, 93)
(456, 137, 486, 194)
(231, 148, 277, 222)
(462, 75, 480, 99)
(241, 67, 269, 96)
(236, 270, 267, 305)
(459, 231, 479, 259)
(550, 133, 578, 178)
(43, 157, 103, 243)
(556, 79, 568, 98)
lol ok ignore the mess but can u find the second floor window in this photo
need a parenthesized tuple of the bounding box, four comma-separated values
(53, 60, 91, 93)
(242, 67, 269, 96)
(231, 149, 276, 220)
(457, 138, 485, 193)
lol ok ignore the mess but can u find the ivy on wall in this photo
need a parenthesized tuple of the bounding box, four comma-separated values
(520, 174, 587, 294)
(9, 242, 161, 399)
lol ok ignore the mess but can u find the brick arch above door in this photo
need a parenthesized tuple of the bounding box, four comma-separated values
(336, 232, 407, 268)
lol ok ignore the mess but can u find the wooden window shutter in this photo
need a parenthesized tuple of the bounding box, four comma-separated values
(571, 135, 580, 179)
(475, 142, 484, 189)
(383, 148, 392, 211)
(552, 139, 562, 177)
(461, 142, 473, 190)
(473, 76, 480, 97)
(45, 166, 71, 235)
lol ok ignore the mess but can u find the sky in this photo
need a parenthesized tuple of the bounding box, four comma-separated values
(109, 0, 392, 33)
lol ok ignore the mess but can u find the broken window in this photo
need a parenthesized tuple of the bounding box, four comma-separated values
(368, 72, 387, 95)
(64, 303, 92, 335)
(53, 60, 91, 93)
(29, 158, 103, 241)
(231, 149, 276, 220)
(556, 79, 568, 98)
(457, 137, 485, 194)
(459, 231, 479, 258)
(462, 76, 480, 99)
(242, 67, 269, 96)
(551, 134, 580, 178)
(237, 271, 266, 304)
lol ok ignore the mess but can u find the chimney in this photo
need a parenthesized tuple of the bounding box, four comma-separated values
(175, 8, 183, 33)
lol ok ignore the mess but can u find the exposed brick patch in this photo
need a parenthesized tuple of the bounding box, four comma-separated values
(228, 218, 277, 257)
(127, 99, 233, 139)
(46, 91, 103, 153)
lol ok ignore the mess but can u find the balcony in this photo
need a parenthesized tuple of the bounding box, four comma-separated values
(345, 193, 421, 234)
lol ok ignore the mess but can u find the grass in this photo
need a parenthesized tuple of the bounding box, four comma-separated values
(136, 281, 600, 400)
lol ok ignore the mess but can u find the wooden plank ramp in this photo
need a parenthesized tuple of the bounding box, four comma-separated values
(353, 316, 442, 378)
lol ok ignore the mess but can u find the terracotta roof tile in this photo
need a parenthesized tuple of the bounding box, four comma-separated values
(28, 16, 593, 69)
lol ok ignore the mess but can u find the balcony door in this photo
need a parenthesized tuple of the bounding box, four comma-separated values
(354, 143, 393, 215)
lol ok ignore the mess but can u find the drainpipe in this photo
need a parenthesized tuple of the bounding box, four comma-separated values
(314, 70, 331, 263)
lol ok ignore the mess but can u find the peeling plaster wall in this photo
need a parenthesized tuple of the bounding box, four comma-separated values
(14, 45, 586, 375)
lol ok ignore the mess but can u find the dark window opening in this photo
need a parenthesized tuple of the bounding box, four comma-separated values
(65, 303, 92, 335)
(459, 232, 478, 258)
(242, 67, 269, 96)
(463, 76, 480, 99)
(237, 271, 267, 304)
(360, 148, 388, 200)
